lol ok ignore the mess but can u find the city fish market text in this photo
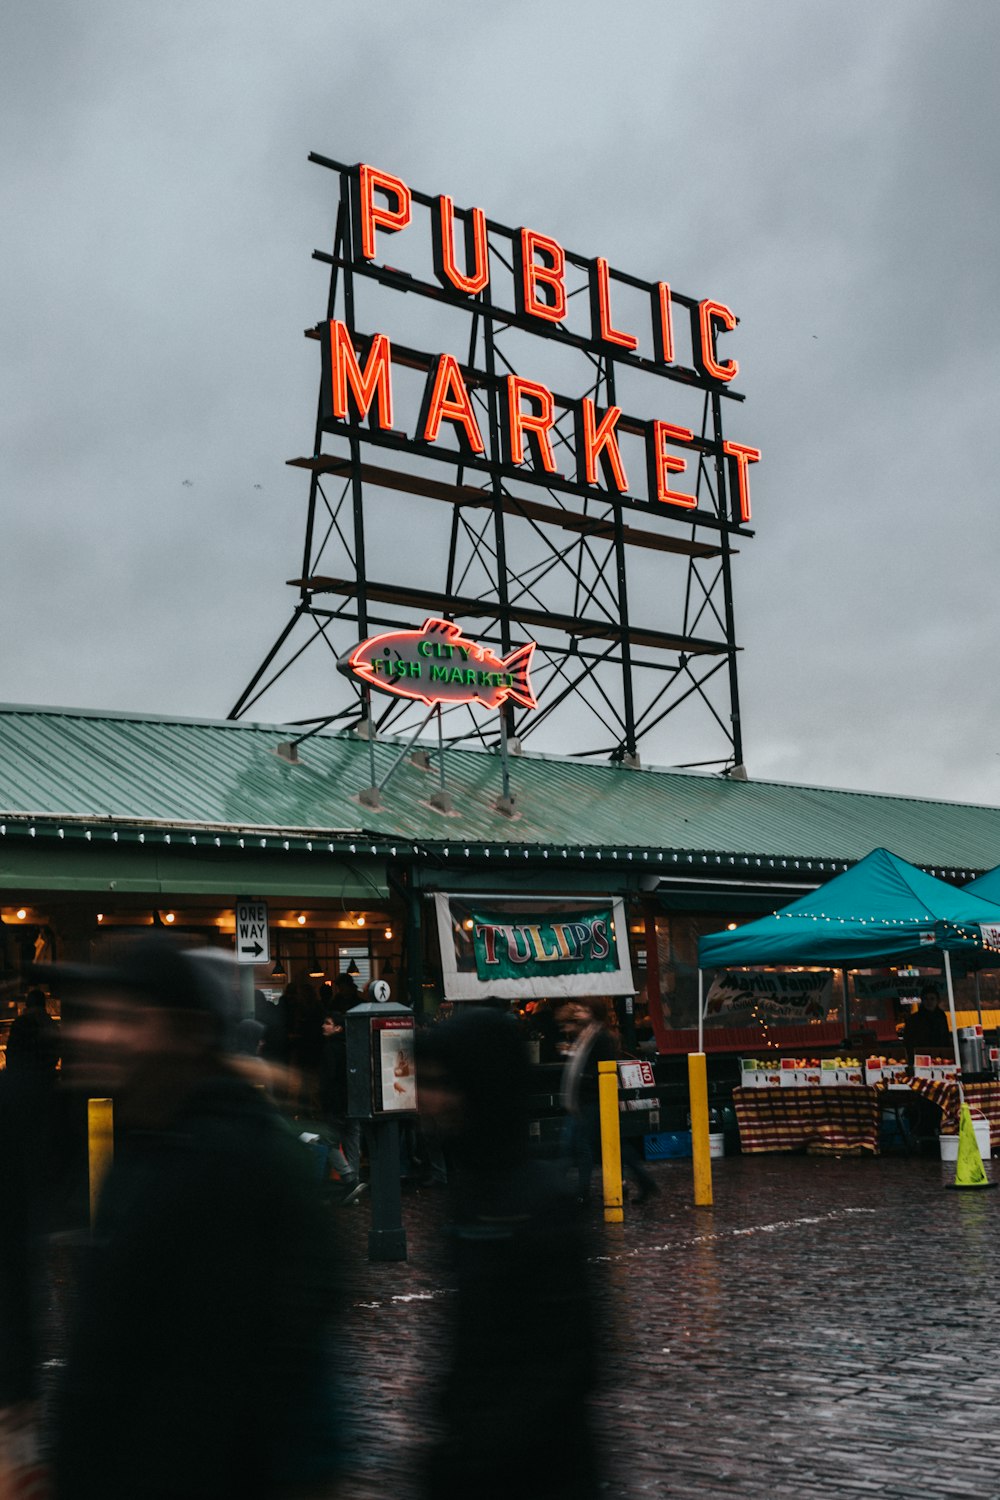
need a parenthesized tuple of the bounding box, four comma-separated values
(340, 617, 537, 711)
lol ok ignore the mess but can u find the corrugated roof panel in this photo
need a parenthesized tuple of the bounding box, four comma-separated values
(0, 704, 998, 870)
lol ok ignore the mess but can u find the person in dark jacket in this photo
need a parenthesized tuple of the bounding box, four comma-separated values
(903, 985, 951, 1059)
(44, 937, 342, 1500)
(556, 996, 657, 1203)
(0, 1063, 53, 1493)
(5, 987, 60, 1079)
(416, 1007, 603, 1500)
(318, 1010, 362, 1197)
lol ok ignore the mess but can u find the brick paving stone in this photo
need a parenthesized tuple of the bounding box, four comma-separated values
(36, 1153, 1000, 1498)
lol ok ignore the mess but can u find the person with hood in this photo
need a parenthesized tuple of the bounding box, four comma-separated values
(415, 1006, 603, 1500)
(45, 936, 342, 1500)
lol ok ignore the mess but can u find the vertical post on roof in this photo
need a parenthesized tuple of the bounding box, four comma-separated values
(942, 949, 964, 1100)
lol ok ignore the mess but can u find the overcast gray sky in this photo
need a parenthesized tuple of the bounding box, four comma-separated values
(3, 1, 999, 804)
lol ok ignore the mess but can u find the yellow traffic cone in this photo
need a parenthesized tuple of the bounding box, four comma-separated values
(948, 1103, 997, 1191)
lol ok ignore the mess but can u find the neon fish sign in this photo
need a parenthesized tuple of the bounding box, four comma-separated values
(339, 618, 538, 712)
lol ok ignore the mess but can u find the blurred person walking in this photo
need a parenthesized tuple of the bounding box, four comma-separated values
(5, 987, 60, 1080)
(416, 1007, 603, 1500)
(556, 997, 657, 1205)
(44, 936, 342, 1500)
(318, 1009, 363, 1200)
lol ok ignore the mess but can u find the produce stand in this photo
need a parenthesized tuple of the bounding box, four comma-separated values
(732, 1073, 1000, 1155)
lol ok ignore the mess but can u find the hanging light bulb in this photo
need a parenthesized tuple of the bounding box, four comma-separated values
(296, 914, 307, 926)
(384, 926, 393, 941)
(355, 914, 366, 928)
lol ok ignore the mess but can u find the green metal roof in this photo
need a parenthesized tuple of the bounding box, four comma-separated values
(0, 703, 998, 875)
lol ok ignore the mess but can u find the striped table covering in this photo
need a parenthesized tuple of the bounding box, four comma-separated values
(733, 1086, 880, 1155)
(882, 1079, 1000, 1143)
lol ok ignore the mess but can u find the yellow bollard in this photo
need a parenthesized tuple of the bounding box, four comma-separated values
(88, 1097, 114, 1229)
(598, 1059, 624, 1223)
(688, 1052, 713, 1207)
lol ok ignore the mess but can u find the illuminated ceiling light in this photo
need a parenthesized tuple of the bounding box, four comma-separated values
(15, 909, 26, 921)
(355, 914, 366, 927)
(346, 958, 360, 977)
(164, 912, 176, 925)
(297, 914, 307, 925)
(463, 918, 474, 931)
(727, 923, 738, 931)
(384, 926, 393, 941)
(97, 913, 104, 923)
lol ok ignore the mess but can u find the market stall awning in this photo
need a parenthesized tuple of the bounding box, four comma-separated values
(963, 865, 1000, 903)
(698, 847, 1000, 970)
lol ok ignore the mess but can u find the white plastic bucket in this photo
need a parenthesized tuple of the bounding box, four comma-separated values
(939, 1119, 991, 1161)
(709, 1131, 725, 1159)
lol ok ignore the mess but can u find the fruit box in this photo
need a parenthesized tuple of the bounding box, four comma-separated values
(739, 1059, 771, 1088)
(913, 1055, 960, 1083)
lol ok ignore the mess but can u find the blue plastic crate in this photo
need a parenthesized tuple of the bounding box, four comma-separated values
(644, 1129, 692, 1161)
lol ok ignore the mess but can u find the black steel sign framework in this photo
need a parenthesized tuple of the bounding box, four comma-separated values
(231, 154, 759, 773)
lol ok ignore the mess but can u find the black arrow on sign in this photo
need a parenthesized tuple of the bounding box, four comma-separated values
(240, 941, 264, 958)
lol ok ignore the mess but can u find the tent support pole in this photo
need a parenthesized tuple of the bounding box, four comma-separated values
(697, 969, 704, 1054)
(975, 970, 983, 1028)
(841, 969, 850, 1041)
(942, 949, 964, 1102)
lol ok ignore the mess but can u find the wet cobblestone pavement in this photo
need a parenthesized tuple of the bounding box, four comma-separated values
(44, 1153, 1000, 1498)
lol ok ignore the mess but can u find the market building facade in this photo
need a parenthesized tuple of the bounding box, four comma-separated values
(4, 703, 1000, 1082)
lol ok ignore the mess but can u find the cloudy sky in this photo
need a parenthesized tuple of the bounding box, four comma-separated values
(3, 1, 998, 804)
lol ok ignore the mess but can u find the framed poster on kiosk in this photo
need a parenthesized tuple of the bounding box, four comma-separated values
(371, 1014, 417, 1113)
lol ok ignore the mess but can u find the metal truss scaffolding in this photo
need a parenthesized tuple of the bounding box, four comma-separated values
(231, 154, 757, 775)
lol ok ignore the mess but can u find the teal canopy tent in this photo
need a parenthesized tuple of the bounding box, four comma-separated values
(963, 865, 1000, 905)
(960, 867, 1000, 1023)
(697, 848, 1000, 1067)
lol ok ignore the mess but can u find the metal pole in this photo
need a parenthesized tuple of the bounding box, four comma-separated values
(497, 707, 512, 806)
(437, 706, 446, 795)
(341, 169, 377, 782)
(482, 278, 515, 742)
(366, 1119, 407, 1261)
(942, 949, 964, 1101)
(842, 969, 851, 1040)
(604, 360, 637, 762)
(975, 969, 984, 1028)
(697, 968, 705, 1054)
(711, 389, 745, 769)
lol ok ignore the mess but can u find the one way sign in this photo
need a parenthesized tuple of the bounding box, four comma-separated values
(235, 898, 270, 965)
